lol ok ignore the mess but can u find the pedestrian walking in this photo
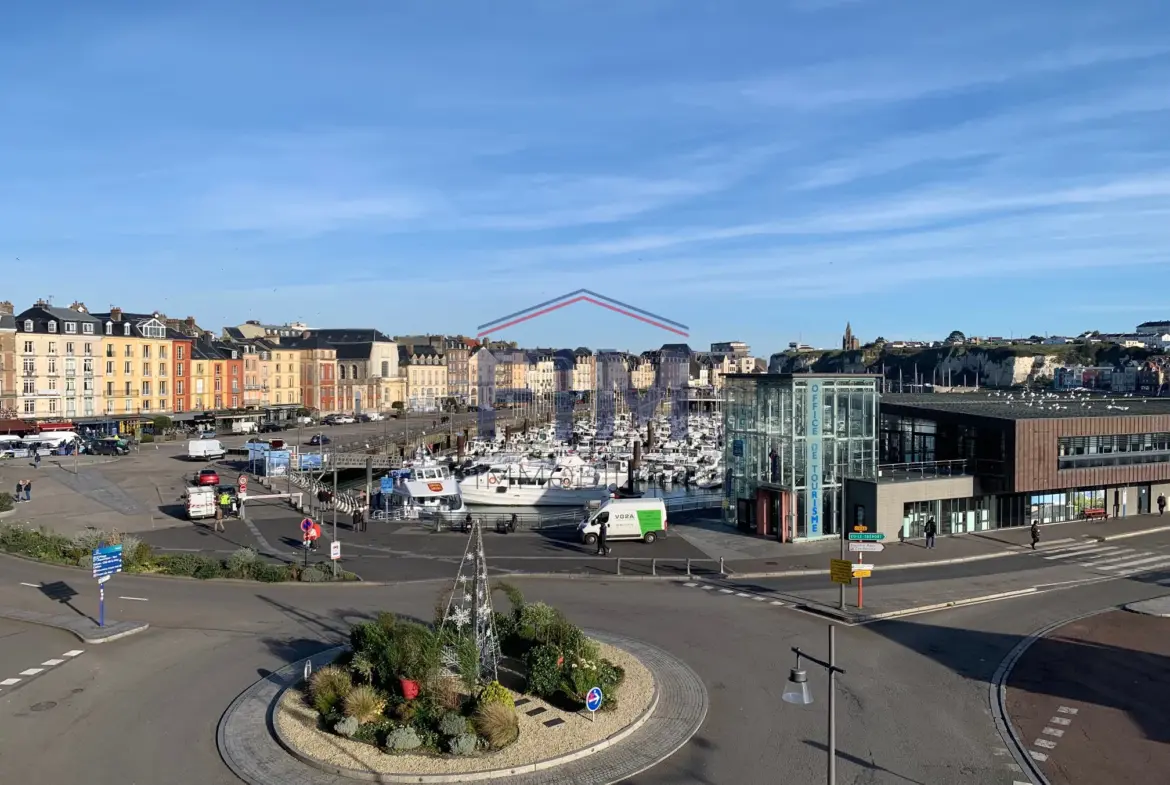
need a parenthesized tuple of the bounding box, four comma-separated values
(1158, 494, 1166, 516)
(924, 516, 937, 549)
(1030, 519, 1040, 550)
(33, 448, 40, 468)
(596, 517, 610, 556)
(358, 506, 367, 532)
(213, 503, 225, 532)
(23, 479, 31, 502)
(352, 507, 361, 531)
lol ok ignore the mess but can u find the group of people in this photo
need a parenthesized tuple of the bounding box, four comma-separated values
(212, 489, 239, 532)
(922, 516, 1042, 549)
(12, 479, 33, 502)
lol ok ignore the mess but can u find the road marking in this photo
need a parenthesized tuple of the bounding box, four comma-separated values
(1057, 706, 1078, 714)
(0, 678, 20, 686)
(41, 659, 64, 666)
(701, 585, 714, 590)
(1079, 550, 1142, 567)
(18, 668, 43, 676)
(1043, 545, 1118, 560)
(1050, 716, 1071, 725)
(19, 582, 40, 587)
(1035, 538, 1077, 550)
(1029, 751, 1048, 762)
(119, 596, 149, 601)
(1097, 554, 1170, 570)
(1043, 727, 1065, 737)
(718, 588, 733, 594)
(751, 596, 766, 601)
(1109, 557, 1170, 576)
(63, 650, 84, 657)
(770, 600, 785, 606)
(1034, 739, 1057, 749)
(682, 582, 698, 587)
(735, 592, 752, 598)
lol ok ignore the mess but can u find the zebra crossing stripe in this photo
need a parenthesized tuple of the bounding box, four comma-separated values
(1079, 550, 1142, 567)
(1097, 554, 1170, 571)
(1110, 557, 1170, 576)
(1039, 542, 1106, 555)
(1043, 545, 1118, 560)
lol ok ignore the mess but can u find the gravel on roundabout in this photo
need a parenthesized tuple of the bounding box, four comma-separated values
(218, 630, 708, 785)
(276, 641, 655, 777)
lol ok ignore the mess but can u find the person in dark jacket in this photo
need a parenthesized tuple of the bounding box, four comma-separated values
(1030, 519, 1040, 550)
(1159, 494, 1166, 516)
(596, 517, 610, 556)
(924, 517, 937, 549)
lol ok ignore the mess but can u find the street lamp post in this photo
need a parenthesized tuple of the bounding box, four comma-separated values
(783, 625, 846, 785)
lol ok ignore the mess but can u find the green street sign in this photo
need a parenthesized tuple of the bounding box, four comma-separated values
(848, 532, 885, 541)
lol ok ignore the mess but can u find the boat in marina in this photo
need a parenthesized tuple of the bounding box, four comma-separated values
(382, 451, 467, 517)
(458, 455, 619, 506)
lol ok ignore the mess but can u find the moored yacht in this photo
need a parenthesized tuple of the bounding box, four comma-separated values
(458, 455, 617, 506)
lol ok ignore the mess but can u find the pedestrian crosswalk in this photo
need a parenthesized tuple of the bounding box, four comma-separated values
(1035, 540, 1170, 577)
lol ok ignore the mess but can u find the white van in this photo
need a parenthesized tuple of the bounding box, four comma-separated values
(186, 486, 217, 519)
(24, 432, 79, 450)
(578, 497, 669, 545)
(187, 439, 226, 460)
(232, 421, 258, 435)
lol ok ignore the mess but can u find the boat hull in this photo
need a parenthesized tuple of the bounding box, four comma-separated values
(459, 481, 610, 506)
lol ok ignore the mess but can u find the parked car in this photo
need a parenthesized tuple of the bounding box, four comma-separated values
(194, 468, 220, 486)
(335, 415, 356, 424)
(259, 422, 283, 434)
(308, 434, 331, 446)
(86, 439, 129, 456)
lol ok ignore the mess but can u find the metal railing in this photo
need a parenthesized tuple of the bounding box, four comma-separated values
(877, 458, 1005, 481)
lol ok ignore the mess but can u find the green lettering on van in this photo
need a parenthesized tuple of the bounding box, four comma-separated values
(636, 509, 663, 535)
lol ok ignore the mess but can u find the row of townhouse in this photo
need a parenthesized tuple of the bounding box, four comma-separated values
(1053, 358, 1170, 395)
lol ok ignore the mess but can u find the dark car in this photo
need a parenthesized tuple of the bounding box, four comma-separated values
(308, 434, 331, 446)
(259, 422, 283, 433)
(195, 468, 220, 486)
(87, 439, 128, 456)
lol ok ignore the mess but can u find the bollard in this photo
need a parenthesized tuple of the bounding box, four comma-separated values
(719, 556, 725, 576)
(686, 558, 692, 577)
(616, 558, 622, 576)
(652, 558, 657, 577)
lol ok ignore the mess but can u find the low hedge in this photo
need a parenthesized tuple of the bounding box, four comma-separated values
(0, 492, 14, 513)
(0, 526, 359, 583)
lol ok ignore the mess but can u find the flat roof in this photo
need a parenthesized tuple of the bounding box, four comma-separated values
(881, 392, 1170, 420)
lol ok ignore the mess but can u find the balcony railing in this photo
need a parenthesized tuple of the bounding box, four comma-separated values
(878, 459, 1005, 481)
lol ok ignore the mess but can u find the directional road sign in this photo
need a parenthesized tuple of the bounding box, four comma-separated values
(585, 687, 604, 713)
(849, 541, 885, 553)
(848, 532, 885, 541)
(92, 544, 123, 579)
(829, 558, 853, 585)
(852, 569, 872, 578)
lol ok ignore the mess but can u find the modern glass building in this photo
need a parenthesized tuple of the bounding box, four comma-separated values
(723, 374, 880, 541)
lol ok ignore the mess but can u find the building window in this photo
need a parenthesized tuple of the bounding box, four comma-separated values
(106, 361, 113, 374)
(84, 342, 92, 355)
(123, 323, 131, 336)
(124, 361, 132, 374)
(124, 345, 132, 357)
(159, 345, 168, 359)
(24, 399, 35, 414)
(143, 362, 151, 376)
(83, 378, 93, 393)
(83, 322, 94, 334)
(340, 365, 347, 380)
(23, 379, 34, 394)
(48, 321, 57, 333)
(177, 364, 184, 376)
(23, 340, 33, 353)
(66, 342, 74, 355)
(124, 398, 132, 412)
(215, 364, 222, 376)
(124, 382, 132, 396)
(159, 381, 167, 395)
(64, 358, 74, 376)
(177, 346, 185, 360)
(48, 342, 56, 354)
(143, 324, 165, 339)
(1058, 433, 1170, 469)
(159, 362, 167, 376)
(24, 320, 33, 332)
(105, 322, 112, 334)
(142, 381, 151, 396)
(83, 358, 93, 373)
(276, 392, 282, 403)
(106, 382, 114, 396)
(64, 321, 76, 334)
(143, 345, 151, 359)
(215, 378, 222, 392)
(48, 399, 57, 413)
(106, 344, 114, 357)
(231, 396, 239, 408)
(47, 357, 57, 375)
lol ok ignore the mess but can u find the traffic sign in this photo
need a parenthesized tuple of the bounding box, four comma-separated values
(853, 525, 868, 532)
(330, 541, 341, 561)
(238, 475, 248, 493)
(300, 518, 314, 533)
(829, 558, 853, 585)
(849, 541, 885, 553)
(852, 569, 872, 578)
(585, 686, 604, 713)
(848, 532, 885, 541)
(851, 563, 876, 573)
(92, 544, 123, 579)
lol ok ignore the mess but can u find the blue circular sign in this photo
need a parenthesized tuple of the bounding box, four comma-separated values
(585, 686, 603, 712)
(301, 518, 314, 533)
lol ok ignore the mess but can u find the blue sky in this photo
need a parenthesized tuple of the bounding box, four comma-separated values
(3, 1, 1169, 356)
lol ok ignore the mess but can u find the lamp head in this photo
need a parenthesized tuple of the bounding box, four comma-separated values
(782, 667, 812, 705)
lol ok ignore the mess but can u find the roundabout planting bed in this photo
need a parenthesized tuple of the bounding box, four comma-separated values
(275, 585, 657, 778)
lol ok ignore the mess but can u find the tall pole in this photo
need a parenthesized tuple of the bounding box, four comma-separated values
(838, 517, 845, 611)
(332, 464, 338, 577)
(828, 624, 836, 785)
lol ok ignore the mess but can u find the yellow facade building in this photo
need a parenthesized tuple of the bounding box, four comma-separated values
(90, 308, 176, 417)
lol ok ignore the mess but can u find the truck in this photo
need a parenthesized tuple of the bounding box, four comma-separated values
(577, 497, 668, 545)
(187, 439, 226, 460)
(185, 486, 217, 519)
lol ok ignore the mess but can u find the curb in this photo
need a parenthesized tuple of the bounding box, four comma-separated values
(989, 606, 1114, 785)
(0, 606, 150, 644)
(1093, 524, 1170, 542)
(727, 549, 1016, 580)
(1123, 595, 1170, 617)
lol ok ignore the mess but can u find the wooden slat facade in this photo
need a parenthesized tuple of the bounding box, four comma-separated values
(1014, 414, 1170, 493)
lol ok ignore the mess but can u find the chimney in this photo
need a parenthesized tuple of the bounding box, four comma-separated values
(69, 301, 88, 313)
(34, 298, 49, 308)
(0, 301, 12, 316)
(110, 306, 123, 322)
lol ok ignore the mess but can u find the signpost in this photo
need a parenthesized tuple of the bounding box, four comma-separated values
(829, 559, 853, 585)
(848, 541, 885, 553)
(92, 544, 123, 627)
(330, 540, 341, 561)
(585, 686, 604, 722)
(238, 475, 248, 495)
(847, 532, 885, 541)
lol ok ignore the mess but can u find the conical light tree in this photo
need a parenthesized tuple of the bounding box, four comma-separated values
(439, 518, 500, 683)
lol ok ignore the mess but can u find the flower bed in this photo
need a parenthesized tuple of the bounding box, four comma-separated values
(0, 525, 357, 583)
(277, 586, 655, 775)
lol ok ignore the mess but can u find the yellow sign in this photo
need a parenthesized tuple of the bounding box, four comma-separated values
(853, 525, 868, 532)
(830, 558, 853, 584)
(852, 569, 872, 578)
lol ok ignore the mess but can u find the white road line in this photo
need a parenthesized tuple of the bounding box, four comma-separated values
(735, 592, 752, 598)
(1050, 716, 1071, 725)
(1034, 739, 1057, 749)
(718, 588, 733, 594)
(1043, 545, 1118, 560)
(0, 678, 20, 686)
(63, 650, 84, 657)
(1097, 554, 1170, 571)
(751, 596, 765, 601)
(118, 596, 149, 601)
(19, 582, 40, 587)
(1037, 542, 1102, 555)
(1079, 550, 1143, 567)
(41, 659, 64, 666)
(1029, 751, 1048, 762)
(18, 668, 43, 676)
(1035, 538, 1077, 549)
(1057, 706, 1079, 714)
(682, 582, 698, 588)
(1111, 558, 1170, 576)
(1043, 727, 1065, 737)
(770, 600, 784, 606)
(701, 585, 714, 590)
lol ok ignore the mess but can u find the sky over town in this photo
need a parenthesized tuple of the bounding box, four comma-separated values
(2, 0, 1168, 354)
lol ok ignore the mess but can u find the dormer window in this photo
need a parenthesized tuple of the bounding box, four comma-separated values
(123, 323, 131, 336)
(83, 322, 94, 334)
(23, 320, 32, 332)
(65, 321, 77, 333)
(105, 322, 112, 334)
(48, 321, 57, 332)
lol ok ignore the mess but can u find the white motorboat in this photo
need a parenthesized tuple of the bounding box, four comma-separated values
(383, 455, 466, 518)
(459, 455, 616, 506)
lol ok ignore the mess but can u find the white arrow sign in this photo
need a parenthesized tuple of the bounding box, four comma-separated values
(851, 563, 877, 572)
(849, 541, 885, 552)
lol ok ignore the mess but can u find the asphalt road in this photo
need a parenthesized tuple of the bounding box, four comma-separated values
(0, 619, 86, 699)
(3, 547, 1170, 784)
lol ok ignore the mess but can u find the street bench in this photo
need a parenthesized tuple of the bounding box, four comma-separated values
(1081, 508, 1107, 520)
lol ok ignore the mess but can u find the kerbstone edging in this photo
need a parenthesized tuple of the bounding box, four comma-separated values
(1124, 595, 1170, 617)
(217, 631, 708, 785)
